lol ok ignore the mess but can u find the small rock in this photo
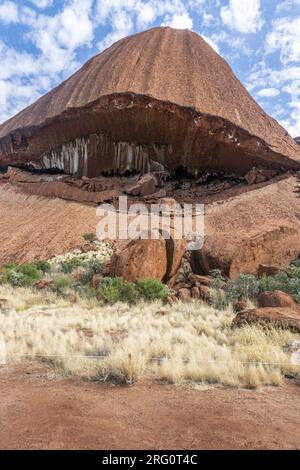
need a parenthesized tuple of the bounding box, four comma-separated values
(233, 300, 248, 313)
(157, 307, 168, 315)
(190, 274, 213, 287)
(81, 243, 98, 253)
(191, 286, 200, 299)
(178, 288, 191, 302)
(163, 296, 175, 305)
(125, 173, 157, 197)
(199, 285, 212, 303)
(258, 264, 281, 277)
(34, 280, 55, 290)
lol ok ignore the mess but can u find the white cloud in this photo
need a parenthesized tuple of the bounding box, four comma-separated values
(276, 0, 300, 13)
(29, 0, 53, 8)
(265, 16, 300, 64)
(96, 0, 195, 50)
(136, 3, 156, 28)
(202, 34, 219, 53)
(97, 9, 134, 50)
(280, 80, 300, 136)
(208, 31, 252, 58)
(0, 1, 19, 24)
(221, 0, 263, 33)
(249, 62, 300, 137)
(257, 87, 280, 97)
(162, 12, 193, 29)
(0, 0, 95, 124)
(202, 12, 215, 27)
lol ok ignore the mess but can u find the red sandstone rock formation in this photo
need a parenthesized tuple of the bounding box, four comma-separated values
(258, 291, 296, 308)
(190, 176, 300, 278)
(0, 27, 299, 178)
(233, 307, 300, 332)
(110, 230, 186, 282)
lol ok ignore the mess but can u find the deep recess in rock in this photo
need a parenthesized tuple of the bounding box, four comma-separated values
(0, 27, 299, 179)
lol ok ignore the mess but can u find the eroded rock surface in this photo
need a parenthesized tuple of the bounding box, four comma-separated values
(110, 230, 186, 282)
(258, 291, 296, 308)
(191, 176, 300, 278)
(233, 307, 300, 332)
(0, 27, 299, 179)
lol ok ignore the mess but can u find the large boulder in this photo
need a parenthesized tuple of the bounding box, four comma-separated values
(258, 291, 296, 308)
(233, 307, 300, 332)
(190, 176, 300, 279)
(110, 234, 167, 282)
(110, 230, 186, 282)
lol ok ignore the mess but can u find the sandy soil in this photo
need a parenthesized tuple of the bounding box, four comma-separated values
(0, 363, 299, 450)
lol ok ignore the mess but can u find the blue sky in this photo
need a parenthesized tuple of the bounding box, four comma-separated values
(0, 0, 300, 136)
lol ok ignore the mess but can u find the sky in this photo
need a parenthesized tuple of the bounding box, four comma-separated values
(0, 0, 299, 137)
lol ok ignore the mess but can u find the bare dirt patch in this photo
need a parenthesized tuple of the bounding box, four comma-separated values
(0, 363, 299, 450)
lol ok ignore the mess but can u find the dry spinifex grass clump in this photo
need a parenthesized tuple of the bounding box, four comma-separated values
(0, 285, 298, 388)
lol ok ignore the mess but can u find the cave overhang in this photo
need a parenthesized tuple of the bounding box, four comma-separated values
(0, 92, 299, 178)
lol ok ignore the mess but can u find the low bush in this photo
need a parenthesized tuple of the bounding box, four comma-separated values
(61, 257, 82, 274)
(53, 275, 71, 294)
(34, 260, 51, 273)
(227, 274, 260, 302)
(81, 258, 104, 284)
(1, 262, 42, 287)
(136, 278, 169, 302)
(98, 277, 138, 305)
(210, 265, 300, 308)
(258, 272, 300, 301)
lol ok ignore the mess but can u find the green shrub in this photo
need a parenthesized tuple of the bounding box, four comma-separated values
(19, 263, 42, 280)
(81, 258, 104, 284)
(98, 277, 138, 305)
(136, 278, 169, 302)
(3, 262, 17, 270)
(83, 232, 97, 243)
(210, 269, 226, 290)
(287, 264, 300, 279)
(53, 275, 71, 294)
(1, 262, 42, 287)
(61, 257, 82, 274)
(98, 283, 120, 304)
(258, 271, 300, 301)
(84, 286, 98, 299)
(226, 274, 259, 301)
(7, 270, 27, 287)
(34, 260, 51, 273)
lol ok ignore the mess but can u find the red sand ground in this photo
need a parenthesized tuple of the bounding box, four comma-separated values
(0, 363, 299, 450)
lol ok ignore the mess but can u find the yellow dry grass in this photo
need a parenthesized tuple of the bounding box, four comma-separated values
(0, 285, 299, 388)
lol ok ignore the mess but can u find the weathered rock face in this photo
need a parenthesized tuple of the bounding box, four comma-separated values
(0, 27, 299, 178)
(125, 173, 157, 196)
(233, 307, 300, 332)
(190, 176, 300, 278)
(258, 291, 296, 308)
(110, 230, 186, 282)
(295, 137, 300, 145)
(110, 235, 168, 281)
